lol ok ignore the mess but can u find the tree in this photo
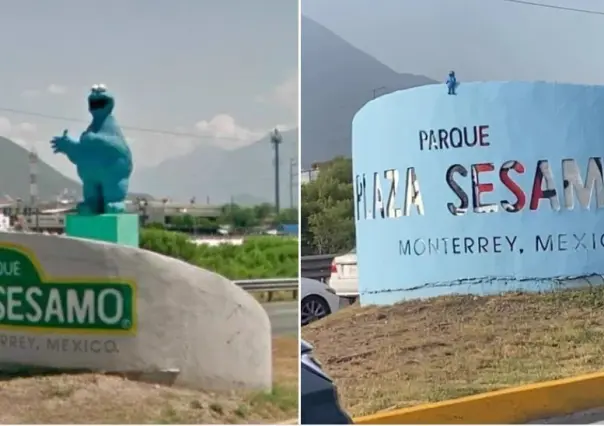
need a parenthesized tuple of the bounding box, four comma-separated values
(164, 215, 219, 234)
(219, 204, 259, 230)
(194, 217, 220, 233)
(274, 207, 298, 225)
(301, 157, 355, 255)
(253, 203, 273, 222)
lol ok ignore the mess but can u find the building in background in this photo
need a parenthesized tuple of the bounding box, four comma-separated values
(300, 168, 319, 184)
(0, 212, 9, 231)
(0, 199, 222, 233)
(301, 161, 329, 184)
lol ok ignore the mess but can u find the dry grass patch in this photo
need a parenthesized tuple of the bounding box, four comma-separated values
(0, 336, 298, 424)
(302, 287, 604, 417)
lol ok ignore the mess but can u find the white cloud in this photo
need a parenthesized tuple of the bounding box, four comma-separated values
(273, 74, 298, 113)
(274, 123, 294, 132)
(0, 116, 12, 135)
(125, 116, 275, 167)
(2, 118, 35, 139)
(0, 118, 75, 178)
(0, 113, 289, 176)
(21, 89, 39, 98)
(47, 84, 67, 95)
(21, 84, 68, 98)
(194, 114, 264, 149)
(0, 116, 39, 149)
(17, 122, 37, 134)
(256, 73, 298, 114)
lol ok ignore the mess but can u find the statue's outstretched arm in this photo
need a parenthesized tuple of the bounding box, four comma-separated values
(50, 130, 81, 164)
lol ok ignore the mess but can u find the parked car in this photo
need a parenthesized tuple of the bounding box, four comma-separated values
(301, 277, 341, 326)
(301, 339, 352, 424)
(329, 248, 358, 298)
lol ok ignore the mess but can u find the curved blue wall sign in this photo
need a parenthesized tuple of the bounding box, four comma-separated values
(352, 81, 604, 305)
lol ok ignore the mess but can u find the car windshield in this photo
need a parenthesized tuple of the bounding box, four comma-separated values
(349, 248, 356, 254)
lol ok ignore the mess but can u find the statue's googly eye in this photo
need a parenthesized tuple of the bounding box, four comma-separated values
(98, 84, 107, 92)
(91, 84, 99, 91)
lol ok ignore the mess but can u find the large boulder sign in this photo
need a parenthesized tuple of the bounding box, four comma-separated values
(352, 81, 604, 305)
(0, 233, 272, 391)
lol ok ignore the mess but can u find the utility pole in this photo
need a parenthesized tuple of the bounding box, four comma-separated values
(289, 158, 297, 209)
(190, 197, 196, 236)
(28, 148, 39, 231)
(270, 128, 283, 213)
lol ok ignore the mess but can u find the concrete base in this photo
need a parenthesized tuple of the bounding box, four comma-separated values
(65, 213, 139, 247)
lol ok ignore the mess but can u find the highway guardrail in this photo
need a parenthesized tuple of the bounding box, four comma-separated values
(235, 278, 298, 302)
(301, 254, 335, 282)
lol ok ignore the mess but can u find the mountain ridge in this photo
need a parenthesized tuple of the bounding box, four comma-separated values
(131, 128, 299, 205)
(301, 16, 437, 168)
(0, 137, 81, 201)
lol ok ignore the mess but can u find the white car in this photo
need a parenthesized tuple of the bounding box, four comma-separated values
(329, 248, 358, 298)
(301, 277, 341, 326)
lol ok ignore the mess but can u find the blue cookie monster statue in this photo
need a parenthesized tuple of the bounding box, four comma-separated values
(50, 84, 133, 214)
(446, 71, 458, 95)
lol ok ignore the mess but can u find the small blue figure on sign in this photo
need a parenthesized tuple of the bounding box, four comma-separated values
(50, 84, 133, 215)
(446, 71, 458, 95)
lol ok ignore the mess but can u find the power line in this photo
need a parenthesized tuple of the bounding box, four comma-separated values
(501, 0, 604, 16)
(0, 105, 247, 142)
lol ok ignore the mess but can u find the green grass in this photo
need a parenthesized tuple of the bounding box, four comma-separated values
(140, 230, 298, 280)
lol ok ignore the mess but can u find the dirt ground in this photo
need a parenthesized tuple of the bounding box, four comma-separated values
(0, 336, 298, 424)
(302, 286, 604, 417)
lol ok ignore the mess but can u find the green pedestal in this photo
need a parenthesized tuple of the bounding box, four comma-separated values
(65, 213, 140, 247)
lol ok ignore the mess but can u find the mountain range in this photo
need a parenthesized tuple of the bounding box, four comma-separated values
(0, 130, 298, 206)
(130, 129, 298, 206)
(0, 16, 437, 202)
(0, 136, 81, 201)
(301, 16, 437, 169)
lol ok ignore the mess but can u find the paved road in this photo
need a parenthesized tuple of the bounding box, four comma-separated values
(530, 408, 604, 424)
(263, 301, 298, 337)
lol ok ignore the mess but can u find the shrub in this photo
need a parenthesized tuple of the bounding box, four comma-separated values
(140, 229, 298, 280)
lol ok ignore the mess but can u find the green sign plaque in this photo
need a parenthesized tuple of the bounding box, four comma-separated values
(0, 243, 136, 334)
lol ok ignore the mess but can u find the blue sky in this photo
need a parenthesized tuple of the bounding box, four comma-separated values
(303, 0, 604, 84)
(0, 0, 298, 178)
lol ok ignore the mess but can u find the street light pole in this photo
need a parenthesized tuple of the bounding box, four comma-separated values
(270, 128, 283, 213)
(289, 158, 297, 209)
